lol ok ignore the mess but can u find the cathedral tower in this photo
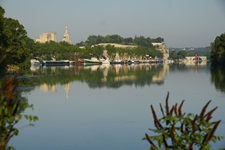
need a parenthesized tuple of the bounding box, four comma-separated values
(62, 25, 72, 44)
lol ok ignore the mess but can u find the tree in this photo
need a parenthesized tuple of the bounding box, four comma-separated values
(122, 37, 133, 44)
(187, 47, 210, 59)
(152, 37, 164, 43)
(177, 50, 187, 59)
(0, 6, 31, 72)
(0, 6, 7, 74)
(80, 34, 162, 49)
(210, 33, 225, 65)
(169, 50, 187, 60)
(3, 17, 31, 69)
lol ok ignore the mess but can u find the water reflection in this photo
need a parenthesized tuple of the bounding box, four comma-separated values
(210, 65, 225, 93)
(28, 62, 224, 95)
(29, 62, 225, 96)
(29, 62, 225, 100)
(29, 64, 169, 91)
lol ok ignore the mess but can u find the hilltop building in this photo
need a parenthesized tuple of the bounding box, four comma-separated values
(35, 32, 57, 43)
(62, 25, 72, 44)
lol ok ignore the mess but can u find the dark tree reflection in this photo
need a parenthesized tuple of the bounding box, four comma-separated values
(210, 65, 225, 93)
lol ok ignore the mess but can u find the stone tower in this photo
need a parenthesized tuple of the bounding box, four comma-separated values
(36, 32, 57, 43)
(62, 25, 72, 44)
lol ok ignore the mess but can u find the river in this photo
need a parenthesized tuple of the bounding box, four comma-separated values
(9, 62, 225, 150)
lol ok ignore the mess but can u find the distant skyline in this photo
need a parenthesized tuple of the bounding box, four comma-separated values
(1, 0, 225, 48)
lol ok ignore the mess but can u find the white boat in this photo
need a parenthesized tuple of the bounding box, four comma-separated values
(111, 59, 124, 64)
(30, 59, 40, 66)
(138, 59, 150, 63)
(84, 57, 101, 64)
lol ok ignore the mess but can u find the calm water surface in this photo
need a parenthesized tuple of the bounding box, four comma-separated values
(10, 63, 225, 150)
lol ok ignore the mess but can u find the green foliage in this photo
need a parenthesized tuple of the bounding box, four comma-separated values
(0, 6, 7, 48)
(144, 92, 223, 150)
(32, 41, 163, 61)
(76, 34, 164, 48)
(169, 50, 187, 59)
(187, 47, 210, 59)
(32, 41, 80, 60)
(3, 17, 31, 68)
(0, 6, 32, 73)
(0, 75, 38, 149)
(0, 6, 7, 74)
(210, 33, 225, 65)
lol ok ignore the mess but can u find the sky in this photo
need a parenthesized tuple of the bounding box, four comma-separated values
(1, 0, 225, 48)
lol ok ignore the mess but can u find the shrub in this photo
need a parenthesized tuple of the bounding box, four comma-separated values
(0, 75, 38, 149)
(144, 92, 224, 150)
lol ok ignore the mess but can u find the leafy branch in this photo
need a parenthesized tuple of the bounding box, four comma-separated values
(144, 92, 224, 150)
(0, 75, 38, 149)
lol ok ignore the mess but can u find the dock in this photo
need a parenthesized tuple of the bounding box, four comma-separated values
(41, 60, 70, 66)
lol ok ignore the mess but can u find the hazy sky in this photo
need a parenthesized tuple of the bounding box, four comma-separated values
(1, 0, 225, 48)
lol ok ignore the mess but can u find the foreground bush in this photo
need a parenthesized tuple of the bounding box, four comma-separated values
(0, 76, 38, 149)
(144, 92, 224, 150)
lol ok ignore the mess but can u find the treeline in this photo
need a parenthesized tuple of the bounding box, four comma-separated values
(32, 41, 163, 61)
(169, 47, 211, 60)
(76, 34, 164, 48)
(32, 35, 164, 60)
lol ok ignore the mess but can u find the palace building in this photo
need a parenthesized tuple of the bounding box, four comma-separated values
(35, 32, 57, 43)
(61, 25, 72, 44)
(35, 25, 72, 44)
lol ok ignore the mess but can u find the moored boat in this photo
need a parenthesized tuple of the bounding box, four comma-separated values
(30, 59, 40, 66)
(41, 60, 70, 66)
(138, 59, 150, 63)
(127, 60, 134, 65)
(111, 59, 124, 64)
(84, 57, 102, 64)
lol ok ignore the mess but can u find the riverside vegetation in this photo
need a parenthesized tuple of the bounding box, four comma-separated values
(0, 6, 38, 149)
(144, 92, 224, 150)
(0, 76, 39, 149)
